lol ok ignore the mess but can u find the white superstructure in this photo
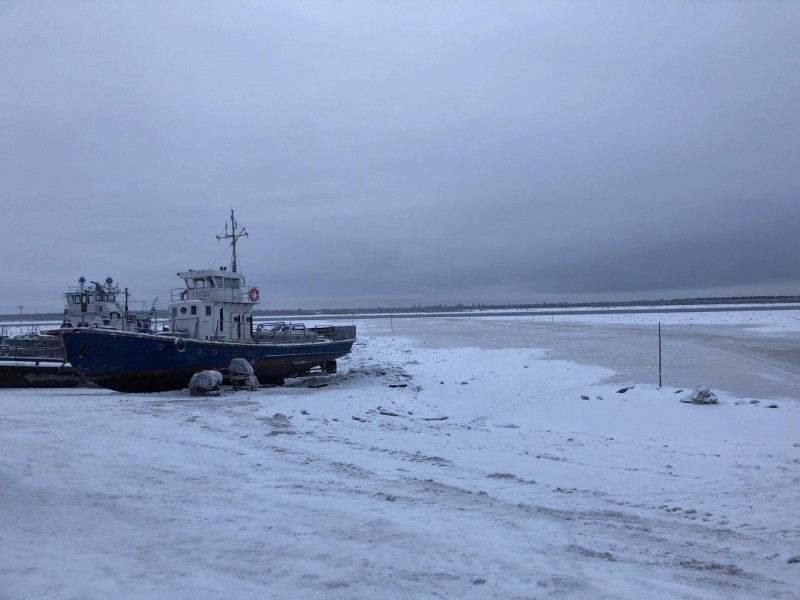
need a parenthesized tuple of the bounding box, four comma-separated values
(169, 267, 259, 342)
(61, 277, 152, 332)
(168, 209, 260, 343)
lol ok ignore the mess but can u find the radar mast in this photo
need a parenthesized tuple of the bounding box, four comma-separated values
(216, 208, 248, 273)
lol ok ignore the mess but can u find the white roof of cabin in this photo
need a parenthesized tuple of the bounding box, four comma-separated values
(178, 269, 243, 280)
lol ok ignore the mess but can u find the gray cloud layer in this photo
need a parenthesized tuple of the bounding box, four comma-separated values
(1, 1, 798, 312)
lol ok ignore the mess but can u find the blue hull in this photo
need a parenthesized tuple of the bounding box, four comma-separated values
(59, 328, 355, 392)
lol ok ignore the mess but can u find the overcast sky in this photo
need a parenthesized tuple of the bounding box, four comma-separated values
(1, 1, 798, 313)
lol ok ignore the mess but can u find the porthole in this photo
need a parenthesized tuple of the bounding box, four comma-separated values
(157, 344, 163, 350)
(180, 307, 187, 314)
(212, 350, 217, 355)
(197, 349, 203, 355)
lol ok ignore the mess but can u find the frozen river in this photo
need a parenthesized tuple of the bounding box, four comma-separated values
(400, 316, 800, 399)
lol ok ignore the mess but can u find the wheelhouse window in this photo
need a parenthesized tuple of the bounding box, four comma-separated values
(191, 305, 197, 315)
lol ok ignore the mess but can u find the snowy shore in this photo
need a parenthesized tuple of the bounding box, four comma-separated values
(2, 311, 799, 599)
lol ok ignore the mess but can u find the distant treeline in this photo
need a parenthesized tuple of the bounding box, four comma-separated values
(253, 295, 800, 316)
(3, 295, 800, 320)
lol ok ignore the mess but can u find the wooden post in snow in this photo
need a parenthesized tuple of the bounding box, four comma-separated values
(658, 321, 662, 388)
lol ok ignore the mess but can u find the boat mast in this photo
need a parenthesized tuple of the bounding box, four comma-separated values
(216, 208, 248, 273)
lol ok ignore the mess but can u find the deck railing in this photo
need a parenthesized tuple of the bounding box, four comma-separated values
(170, 286, 259, 303)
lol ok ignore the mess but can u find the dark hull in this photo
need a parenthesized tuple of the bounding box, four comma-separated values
(59, 328, 355, 393)
(0, 363, 82, 388)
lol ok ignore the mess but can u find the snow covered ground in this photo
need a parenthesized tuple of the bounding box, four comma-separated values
(1, 311, 799, 599)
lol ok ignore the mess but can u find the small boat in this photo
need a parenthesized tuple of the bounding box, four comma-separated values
(57, 211, 356, 392)
(60, 276, 155, 332)
(0, 277, 155, 388)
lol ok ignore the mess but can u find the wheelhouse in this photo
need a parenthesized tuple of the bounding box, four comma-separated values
(169, 267, 260, 342)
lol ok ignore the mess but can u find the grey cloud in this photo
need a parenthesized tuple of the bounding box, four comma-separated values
(1, 1, 798, 312)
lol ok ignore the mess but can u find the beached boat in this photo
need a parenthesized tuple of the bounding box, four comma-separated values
(0, 277, 156, 388)
(57, 211, 356, 392)
(60, 276, 155, 332)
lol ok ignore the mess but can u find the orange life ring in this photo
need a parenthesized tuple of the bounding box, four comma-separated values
(248, 287, 260, 302)
(180, 289, 188, 301)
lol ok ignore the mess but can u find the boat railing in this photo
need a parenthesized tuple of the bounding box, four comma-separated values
(252, 321, 326, 344)
(0, 336, 63, 360)
(255, 321, 306, 331)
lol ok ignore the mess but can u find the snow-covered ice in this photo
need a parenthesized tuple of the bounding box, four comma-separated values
(1, 310, 799, 599)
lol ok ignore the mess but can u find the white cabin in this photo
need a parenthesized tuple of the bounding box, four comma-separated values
(62, 276, 151, 332)
(169, 267, 260, 342)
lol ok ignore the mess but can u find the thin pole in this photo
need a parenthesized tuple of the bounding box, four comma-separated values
(658, 321, 662, 387)
(217, 208, 248, 274)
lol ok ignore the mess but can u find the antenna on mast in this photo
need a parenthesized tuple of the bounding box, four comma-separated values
(216, 208, 248, 273)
